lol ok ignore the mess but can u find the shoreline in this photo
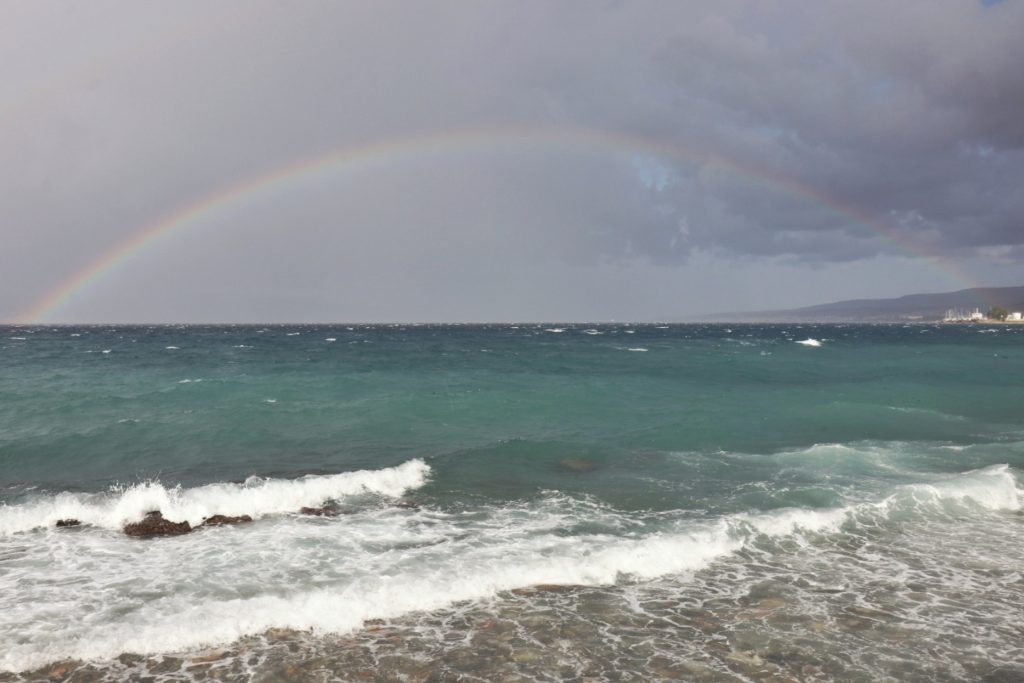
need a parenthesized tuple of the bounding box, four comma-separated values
(6, 572, 1021, 683)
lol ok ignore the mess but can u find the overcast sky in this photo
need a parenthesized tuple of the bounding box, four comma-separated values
(3, 0, 1023, 322)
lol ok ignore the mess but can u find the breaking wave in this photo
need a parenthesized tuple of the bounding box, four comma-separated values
(0, 459, 431, 535)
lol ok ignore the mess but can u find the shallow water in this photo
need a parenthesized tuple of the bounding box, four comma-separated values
(1, 324, 1022, 681)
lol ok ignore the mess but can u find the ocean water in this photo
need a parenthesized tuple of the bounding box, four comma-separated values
(1, 323, 1022, 682)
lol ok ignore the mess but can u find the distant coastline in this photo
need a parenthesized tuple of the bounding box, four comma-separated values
(696, 284, 1024, 324)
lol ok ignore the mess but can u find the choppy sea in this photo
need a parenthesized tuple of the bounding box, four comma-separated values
(1, 323, 1022, 682)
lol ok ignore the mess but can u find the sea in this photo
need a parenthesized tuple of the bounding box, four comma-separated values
(1, 323, 1022, 682)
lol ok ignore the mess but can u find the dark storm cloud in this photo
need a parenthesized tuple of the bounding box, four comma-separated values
(1, 0, 1022, 321)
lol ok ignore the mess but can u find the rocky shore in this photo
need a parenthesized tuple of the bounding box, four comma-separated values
(5, 578, 1021, 683)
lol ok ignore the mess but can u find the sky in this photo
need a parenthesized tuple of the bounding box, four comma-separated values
(2, 0, 1023, 323)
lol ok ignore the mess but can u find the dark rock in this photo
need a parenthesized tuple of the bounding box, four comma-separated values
(124, 511, 191, 537)
(116, 653, 145, 667)
(299, 506, 342, 517)
(510, 583, 576, 596)
(201, 514, 253, 527)
(147, 656, 183, 674)
(56, 518, 81, 528)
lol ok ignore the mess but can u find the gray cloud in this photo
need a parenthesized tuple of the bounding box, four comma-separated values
(1, 0, 1022, 322)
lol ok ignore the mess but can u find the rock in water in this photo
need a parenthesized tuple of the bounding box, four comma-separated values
(124, 511, 191, 537)
(559, 457, 597, 473)
(55, 519, 81, 528)
(201, 514, 253, 526)
(299, 506, 343, 517)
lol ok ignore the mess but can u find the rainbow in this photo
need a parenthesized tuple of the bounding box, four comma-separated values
(19, 125, 975, 323)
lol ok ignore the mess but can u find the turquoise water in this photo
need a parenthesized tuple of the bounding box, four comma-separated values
(1, 324, 1023, 681)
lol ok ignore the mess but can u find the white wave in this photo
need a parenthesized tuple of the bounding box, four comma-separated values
(165, 346, 180, 350)
(325, 338, 337, 342)
(795, 338, 822, 347)
(896, 464, 1020, 512)
(544, 328, 565, 333)
(626, 347, 648, 352)
(582, 329, 602, 335)
(738, 506, 849, 537)
(1, 463, 1020, 672)
(0, 460, 431, 536)
(0, 493, 740, 671)
(101, 349, 112, 354)
(177, 378, 203, 384)
(888, 406, 967, 421)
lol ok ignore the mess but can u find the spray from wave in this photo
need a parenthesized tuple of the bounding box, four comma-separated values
(0, 459, 430, 535)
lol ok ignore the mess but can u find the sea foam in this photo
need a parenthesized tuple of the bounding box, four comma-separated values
(1, 465, 1020, 672)
(0, 459, 430, 535)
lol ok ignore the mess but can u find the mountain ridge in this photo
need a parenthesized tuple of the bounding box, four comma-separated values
(697, 285, 1024, 322)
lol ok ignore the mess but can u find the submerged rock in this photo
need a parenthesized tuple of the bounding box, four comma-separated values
(201, 514, 253, 527)
(510, 584, 576, 596)
(55, 518, 81, 528)
(299, 505, 343, 517)
(559, 457, 597, 473)
(124, 511, 191, 537)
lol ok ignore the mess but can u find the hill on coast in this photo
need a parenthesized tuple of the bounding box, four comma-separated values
(699, 285, 1024, 322)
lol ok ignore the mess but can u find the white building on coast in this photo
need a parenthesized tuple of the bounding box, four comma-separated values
(943, 308, 984, 322)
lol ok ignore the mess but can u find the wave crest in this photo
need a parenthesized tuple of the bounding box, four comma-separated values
(0, 459, 430, 535)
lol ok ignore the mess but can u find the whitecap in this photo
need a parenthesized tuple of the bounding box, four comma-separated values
(0, 459, 431, 536)
(1, 463, 1020, 672)
(795, 338, 822, 347)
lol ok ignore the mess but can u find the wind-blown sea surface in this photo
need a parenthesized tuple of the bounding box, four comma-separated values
(1, 323, 1022, 682)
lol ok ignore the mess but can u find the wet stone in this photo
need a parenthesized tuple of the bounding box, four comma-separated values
(124, 511, 191, 537)
(298, 506, 344, 517)
(66, 668, 105, 683)
(201, 515, 253, 527)
(147, 656, 183, 674)
(37, 661, 75, 680)
(117, 653, 145, 667)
